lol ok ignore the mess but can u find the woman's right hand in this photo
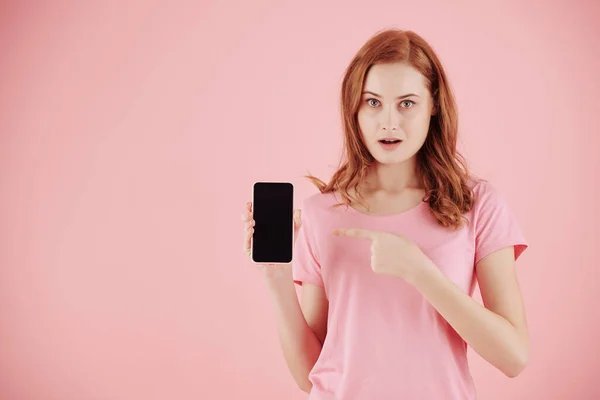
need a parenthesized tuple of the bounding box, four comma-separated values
(242, 201, 302, 280)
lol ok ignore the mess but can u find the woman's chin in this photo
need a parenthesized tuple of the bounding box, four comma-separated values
(372, 153, 412, 165)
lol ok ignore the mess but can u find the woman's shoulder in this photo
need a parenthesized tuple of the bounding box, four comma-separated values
(467, 175, 487, 190)
(466, 176, 514, 215)
(467, 176, 498, 199)
(301, 190, 340, 212)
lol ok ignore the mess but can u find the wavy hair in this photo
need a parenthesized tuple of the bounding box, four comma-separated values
(306, 28, 476, 230)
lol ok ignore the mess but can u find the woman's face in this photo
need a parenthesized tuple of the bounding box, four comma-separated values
(357, 62, 436, 165)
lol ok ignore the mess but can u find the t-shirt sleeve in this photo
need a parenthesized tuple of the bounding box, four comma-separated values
(474, 181, 529, 265)
(292, 204, 324, 288)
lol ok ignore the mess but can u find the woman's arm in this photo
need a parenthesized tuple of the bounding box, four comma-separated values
(410, 246, 529, 377)
(265, 271, 328, 393)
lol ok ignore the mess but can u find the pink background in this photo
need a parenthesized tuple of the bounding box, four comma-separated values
(1, 1, 598, 399)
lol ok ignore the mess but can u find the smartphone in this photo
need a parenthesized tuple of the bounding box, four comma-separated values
(251, 181, 294, 264)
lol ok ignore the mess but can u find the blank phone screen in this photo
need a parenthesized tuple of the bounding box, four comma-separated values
(252, 182, 294, 263)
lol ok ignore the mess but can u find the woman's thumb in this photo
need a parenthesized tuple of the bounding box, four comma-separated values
(294, 209, 302, 227)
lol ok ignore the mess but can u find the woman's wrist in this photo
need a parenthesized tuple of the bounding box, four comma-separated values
(262, 265, 294, 292)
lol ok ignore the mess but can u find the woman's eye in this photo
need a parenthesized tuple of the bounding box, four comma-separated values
(365, 98, 415, 108)
(366, 98, 380, 107)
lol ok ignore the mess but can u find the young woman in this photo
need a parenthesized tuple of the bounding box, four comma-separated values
(242, 28, 529, 400)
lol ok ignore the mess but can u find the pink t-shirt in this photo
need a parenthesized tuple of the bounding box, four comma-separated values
(292, 179, 528, 400)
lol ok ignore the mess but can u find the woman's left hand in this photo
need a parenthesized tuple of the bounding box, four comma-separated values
(333, 227, 434, 284)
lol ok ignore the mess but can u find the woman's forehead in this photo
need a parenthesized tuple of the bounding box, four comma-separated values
(363, 63, 428, 95)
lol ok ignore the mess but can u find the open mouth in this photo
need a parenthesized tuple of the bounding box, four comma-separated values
(378, 138, 403, 151)
(378, 139, 402, 144)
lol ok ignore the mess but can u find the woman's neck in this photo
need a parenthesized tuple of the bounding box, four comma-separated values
(364, 158, 423, 194)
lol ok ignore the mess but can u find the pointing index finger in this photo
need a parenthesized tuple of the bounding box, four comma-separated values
(333, 228, 377, 239)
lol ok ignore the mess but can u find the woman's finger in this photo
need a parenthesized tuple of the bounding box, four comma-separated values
(293, 209, 302, 230)
(244, 227, 254, 256)
(245, 220, 255, 231)
(241, 202, 253, 222)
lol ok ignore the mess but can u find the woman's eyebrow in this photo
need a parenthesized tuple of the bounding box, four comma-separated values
(361, 91, 420, 99)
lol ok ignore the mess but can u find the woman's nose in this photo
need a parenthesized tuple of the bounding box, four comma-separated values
(381, 108, 401, 131)
(381, 117, 400, 131)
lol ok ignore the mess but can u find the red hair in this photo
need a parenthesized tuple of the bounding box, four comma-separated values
(307, 28, 475, 230)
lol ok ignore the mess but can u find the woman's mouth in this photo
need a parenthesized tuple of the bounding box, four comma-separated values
(378, 138, 403, 150)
